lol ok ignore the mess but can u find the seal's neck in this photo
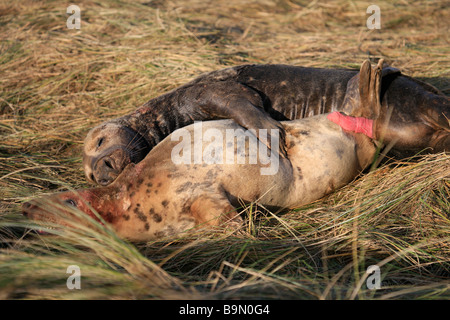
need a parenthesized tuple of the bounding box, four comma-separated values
(117, 90, 192, 150)
(79, 185, 125, 223)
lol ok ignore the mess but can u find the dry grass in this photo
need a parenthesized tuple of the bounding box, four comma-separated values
(0, 0, 449, 299)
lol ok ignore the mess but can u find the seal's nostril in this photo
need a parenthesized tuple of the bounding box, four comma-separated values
(22, 202, 32, 217)
(104, 160, 114, 169)
(99, 157, 116, 172)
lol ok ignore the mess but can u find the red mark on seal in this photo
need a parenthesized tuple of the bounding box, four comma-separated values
(327, 112, 374, 139)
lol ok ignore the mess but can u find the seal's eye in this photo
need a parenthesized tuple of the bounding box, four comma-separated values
(65, 199, 77, 207)
(97, 137, 104, 148)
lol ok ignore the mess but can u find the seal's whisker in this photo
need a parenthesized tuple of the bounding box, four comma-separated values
(128, 146, 150, 158)
(125, 132, 145, 150)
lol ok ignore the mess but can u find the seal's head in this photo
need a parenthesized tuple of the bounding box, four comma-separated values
(22, 190, 104, 231)
(22, 186, 127, 234)
(83, 123, 150, 186)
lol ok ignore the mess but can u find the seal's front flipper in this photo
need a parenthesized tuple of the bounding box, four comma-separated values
(189, 81, 288, 158)
(235, 106, 288, 159)
(189, 194, 243, 233)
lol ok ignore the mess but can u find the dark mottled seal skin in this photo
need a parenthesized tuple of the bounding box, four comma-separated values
(22, 62, 383, 241)
(83, 60, 449, 185)
(341, 61, 450, 156)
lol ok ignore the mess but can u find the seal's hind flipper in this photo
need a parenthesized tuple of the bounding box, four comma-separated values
(358, 59, 383, 119)
(341, 59, 401, 120)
